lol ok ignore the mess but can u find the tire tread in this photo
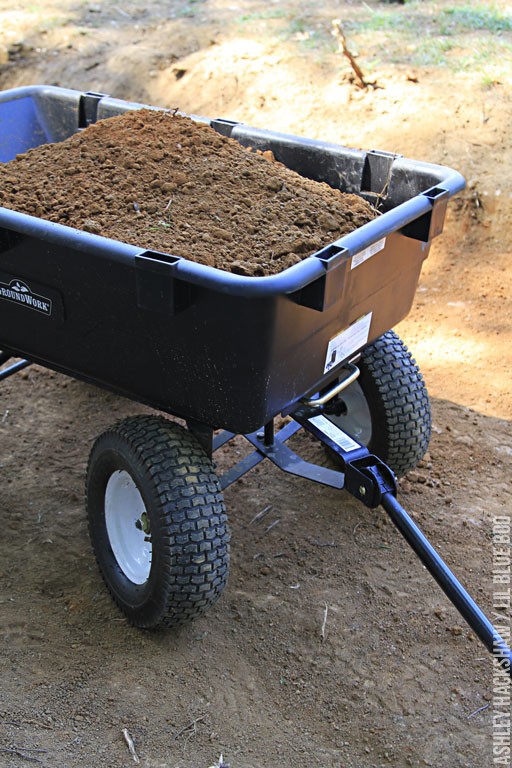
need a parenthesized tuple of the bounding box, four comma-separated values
(359, 331, 431, 476)
(86, 415, 229, 629)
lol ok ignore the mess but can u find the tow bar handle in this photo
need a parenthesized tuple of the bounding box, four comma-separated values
(381, 492, 511, 676)
(219, 410, 511, 676)
(295, 409, 511, 673)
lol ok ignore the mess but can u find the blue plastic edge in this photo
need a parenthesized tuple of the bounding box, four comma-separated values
(0, 85, 466, 299)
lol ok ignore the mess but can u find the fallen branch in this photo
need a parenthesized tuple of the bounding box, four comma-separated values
(332, 19, 369, 89)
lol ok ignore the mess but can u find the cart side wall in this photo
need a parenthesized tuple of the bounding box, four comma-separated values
(0, 223, 429, 433)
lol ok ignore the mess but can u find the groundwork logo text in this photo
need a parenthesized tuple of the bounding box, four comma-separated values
(0, 278, 52, 316)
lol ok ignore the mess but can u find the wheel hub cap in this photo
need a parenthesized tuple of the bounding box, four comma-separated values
(105, 470, 152, 584)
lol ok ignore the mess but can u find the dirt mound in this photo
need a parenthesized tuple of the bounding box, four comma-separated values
(0, 108, 376, 276)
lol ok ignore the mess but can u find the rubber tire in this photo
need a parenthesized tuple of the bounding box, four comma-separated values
(326, 330, 431, 477)
(86, 415, 230, 629)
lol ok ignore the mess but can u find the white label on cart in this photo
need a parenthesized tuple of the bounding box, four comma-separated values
(0, 277, 52, 316)
(351, 237, 386, 270)
(309, 414, 361, 453)
(324, 312, 372, 373)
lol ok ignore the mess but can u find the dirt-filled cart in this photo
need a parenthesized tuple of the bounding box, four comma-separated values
(0, 85, 509, 675)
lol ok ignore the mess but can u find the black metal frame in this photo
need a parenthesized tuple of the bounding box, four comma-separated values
(0, 353, 30, 380)
(211, 406, 511, 676)
(3, 357, 510, 675)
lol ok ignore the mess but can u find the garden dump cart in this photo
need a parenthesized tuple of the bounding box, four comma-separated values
(0, 85, 509, 675)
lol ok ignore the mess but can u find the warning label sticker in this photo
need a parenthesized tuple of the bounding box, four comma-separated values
(351, 237, 386, 270)
(324, 312, 372, 373)
(309, 414, 361, 453)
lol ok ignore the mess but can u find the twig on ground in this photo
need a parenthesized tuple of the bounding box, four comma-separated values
(332, 19, 370, 89)
(263, 519, 280, 535)
(248, 504, 272, 526)
(321, 603, 329, 642)
(308, 536, 337, 548)
(0, 718, 52, 729)
(174, 716, 206, 741)
(466, 703, 490, 719)
(122, 728, 140, 764)
(0, 746, 47, 764)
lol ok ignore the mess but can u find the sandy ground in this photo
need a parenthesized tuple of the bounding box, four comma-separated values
(0, 2, 511, 767)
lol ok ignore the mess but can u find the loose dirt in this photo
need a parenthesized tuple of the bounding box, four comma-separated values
(0, 108, 375, 276)
(0, 2, 511, 768)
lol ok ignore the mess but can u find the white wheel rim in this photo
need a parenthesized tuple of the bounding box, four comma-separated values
(104, 470, 152, 585)
(327, 381, 372, 445)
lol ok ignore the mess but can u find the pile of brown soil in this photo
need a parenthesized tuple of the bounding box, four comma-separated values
(0, 108, 376, 276)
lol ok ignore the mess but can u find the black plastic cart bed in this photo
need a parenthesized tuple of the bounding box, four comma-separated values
(0, 85, 509, 675)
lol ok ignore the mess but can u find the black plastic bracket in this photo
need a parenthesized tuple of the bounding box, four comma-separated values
(400, 186, 450, 242)
(210, 118, 239, 138)
(288, 244, 348, 312)
(78, 92, 105, 129)
(135, 251, 193, 315)
(361, 150, 398, 202)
